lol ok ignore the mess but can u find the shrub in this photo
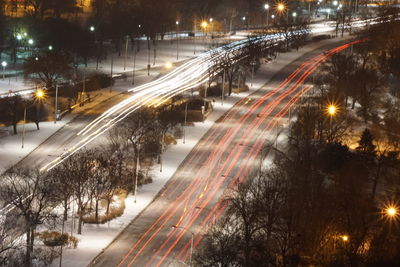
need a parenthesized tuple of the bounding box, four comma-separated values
(37, 231, 78, 248)
(82, 190, 128, 224)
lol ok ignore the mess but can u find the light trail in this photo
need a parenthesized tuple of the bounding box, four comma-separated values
(39, 34, 286, 172)
(117, 41, 360, 267)
(164, 42, 365, 265)
(144, 42, 363, 266)
(116, 46, 323, 267)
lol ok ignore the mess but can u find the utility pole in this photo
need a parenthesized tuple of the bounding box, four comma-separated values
(124, 35, 129, 71)
(54, 84, 58, 124)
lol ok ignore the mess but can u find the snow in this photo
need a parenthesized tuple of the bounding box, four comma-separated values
(0, 121, 68, 174)
(49, 36, 348, 267)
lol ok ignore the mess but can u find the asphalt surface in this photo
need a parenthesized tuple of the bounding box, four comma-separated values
(90, 39, 357, 267)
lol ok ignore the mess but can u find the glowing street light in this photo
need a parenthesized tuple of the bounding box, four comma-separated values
(341, 235, 349, 242)
(333, 0, 338, 6)
(201, 21, 208, 29)
(28, 39, 34, 45)
(327, 104, 337, 116)
(90, 26, 95, 32)
(22, 89, 46, 149)
(16, 34, 22, 40)
(277, 3, 286, 12)
(242, 16, 246, 21)
(271, 14, 275, 19)
(264, 3, 270, 27)
(35, 89, 45, 99)
(176, 21, 180, 60)
(48, 45, 53, 51)
(165, 62, 173, 69)
(1, 61, 7, 80)
(292, 12, 297, 17)
(385, 206, 398, 218)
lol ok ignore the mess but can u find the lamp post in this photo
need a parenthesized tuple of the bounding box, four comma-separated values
(176, 20, 180, 60)
(172, 225, 194, 267)
(124, 35, 129, 71)
(201, 21, 208, 39)
(132, 44, 137, 85)
(183, 101, 188, 144)
(209, 18, 214, 35)
(264, 3, 270, 28)
(326, 104, 338, 142)
(22, 89, 45, 149)
(276, 2, 287, 22)
(1, 61, 7, 80)
(54, 84, 59, 124)
(134, 153, 139, 203)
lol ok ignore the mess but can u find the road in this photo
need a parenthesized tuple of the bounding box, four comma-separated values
(90, 40, 361, 267)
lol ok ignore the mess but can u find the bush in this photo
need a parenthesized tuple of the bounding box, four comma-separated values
(82, 190, 128, 224)
(37, 231, 78, 248)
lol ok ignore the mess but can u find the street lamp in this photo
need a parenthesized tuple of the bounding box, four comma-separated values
(209, 18, 214, 35)
(341, 235, 349, 242)
(387, 207, 397, 217)
(327, 104, 337, 117)
(28, 39, 34, 45)
(333, 1, 338, 6)
(277, 2, 286, 12)
(264, 3, 270, 28)
(172, 225, 194, 267)
(384, 205, 398, 219)
(48, 45, 53, 51)
(165, 62, 173, 69)
(90, 26, 95, 32)
(326, 103, 338, 142)
(36, 89, 44, 99)
(22, 89, 45, 149)
(176, 20, 180, 60)
(1, 61, 7, 80)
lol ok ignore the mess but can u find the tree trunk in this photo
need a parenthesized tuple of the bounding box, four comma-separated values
(25, 230, 31, 266)
(35, 122, 40, 130)
(95, 198, 99, 222)
(13, 123, 17, 135)
(78, 200, 83, 234)
(63, 199, 68, 221)
(106, 197, 111, 215)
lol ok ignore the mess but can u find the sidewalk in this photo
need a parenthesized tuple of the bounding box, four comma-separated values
(49, 36, 348, 267)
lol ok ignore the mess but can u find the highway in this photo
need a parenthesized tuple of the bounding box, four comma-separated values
(39, 24, 337, 172)
(90, 40, 362, 267)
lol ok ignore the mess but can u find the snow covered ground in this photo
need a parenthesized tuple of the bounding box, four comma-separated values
(48, 37, 348, 267)
(0, 39, 215, 96)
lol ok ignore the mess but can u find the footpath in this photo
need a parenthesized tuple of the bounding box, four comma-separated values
(50, 36, 350, 267)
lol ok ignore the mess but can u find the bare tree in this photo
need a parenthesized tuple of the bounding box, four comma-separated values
(58, 150, 98, 234)
(0, 169, 56, 266)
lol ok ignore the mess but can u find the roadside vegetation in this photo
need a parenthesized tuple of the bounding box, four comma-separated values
(195, 7, 400, 267)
